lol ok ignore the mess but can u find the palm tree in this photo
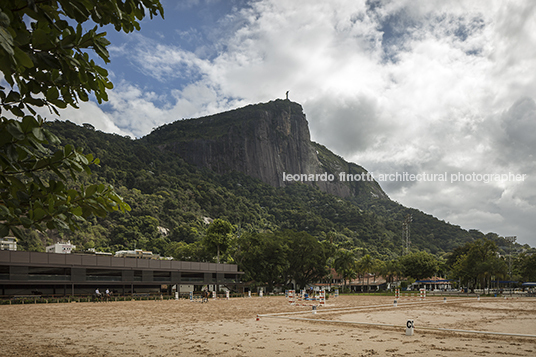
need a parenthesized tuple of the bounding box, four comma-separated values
(358, 254, 374, 292)
(381, 259, 403, 288)
(333, 249, 357, 291)
(372, 259, 384, 283)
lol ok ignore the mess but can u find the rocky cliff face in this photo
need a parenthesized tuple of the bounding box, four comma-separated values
(146, 99, 387, 201)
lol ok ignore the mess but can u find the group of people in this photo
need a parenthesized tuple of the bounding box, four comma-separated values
(94, 288, 112, 300)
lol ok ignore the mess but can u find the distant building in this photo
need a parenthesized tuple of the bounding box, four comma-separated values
(0, 237, 17, 251)
(411, 277, 453, 291)
(84, 248, 113, 256)
(46, 241, 76, 254)
(115, 249, 160, 260)
(0, 250, 244, 297)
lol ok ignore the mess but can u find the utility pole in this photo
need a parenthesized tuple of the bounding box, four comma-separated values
(402, 214, 412, 255)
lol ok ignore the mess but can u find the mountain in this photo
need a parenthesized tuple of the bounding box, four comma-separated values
(143, 99, 387, 201)
(18, 99, 482, 258)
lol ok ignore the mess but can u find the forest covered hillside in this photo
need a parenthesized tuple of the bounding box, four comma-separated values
(16, 100, 521, 261)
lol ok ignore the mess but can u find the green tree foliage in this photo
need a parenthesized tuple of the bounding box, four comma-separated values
(380, 259, 403, 285)
(0, 117, 130, 238)
(360, 200, 475, 254)
(203, 218, 234, 263)
(169, 241, 212, 262)
(0, 1, 163, 238)
(449, 238, 507, 291)
(283, 230, 330, 290)
(233, 232, 290, 292)
(231, 230, 330, 291)
(357, 254, 375, 291)
(333, 249, 357, 289)
(0, 0, 163, 116)
(516, 253, 536, 282)
(399, 251, 439, 280)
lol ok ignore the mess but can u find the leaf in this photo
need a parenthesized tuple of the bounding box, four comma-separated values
(32, 28, 53, 49)
(10, 106, 25, 117)
(10, 226, 24, 239)
(20, 216, 32, 227)
(64, 144, 73, 156)
(21, 115, 38, 132)
(67, 189, 79, 200)
(33, 207, 46, 221)
(43, 128, 61, 145)
(0, 223, 9, 238)
(0, 26, 15, 57)
(71, 206, 83, 216)
(26, 134, 47, 153)
(51, 166, 67, 181)
(14, 47, 34, 68)
(36, 52, 61, 69)
(5, 145, 19, 163)
(25, 104, 37, 115)
(5, 90, 20, 102)
(85, 184, 97, 197)
(6, 121, 24, 140)
(31, 126, 46, 141)
(50, 99, 68, 109)
(46, 87, 59, 101)
(68, 159, 83, 172)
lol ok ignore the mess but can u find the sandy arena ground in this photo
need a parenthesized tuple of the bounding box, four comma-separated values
(1, 295, 536, 356)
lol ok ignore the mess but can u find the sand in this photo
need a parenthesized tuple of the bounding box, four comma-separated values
(1, 295, 536, 356)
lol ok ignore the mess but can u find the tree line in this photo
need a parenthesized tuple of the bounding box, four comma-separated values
(174, 219, 536, 292)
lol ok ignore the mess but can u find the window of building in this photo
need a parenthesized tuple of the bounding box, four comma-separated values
(28, 267, 71, 281)
(154, 271, 171, 282)
(0, 265, 8, 280)
(86, 269, 122, 281)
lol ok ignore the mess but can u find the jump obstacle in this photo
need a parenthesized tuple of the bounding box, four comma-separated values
(288, 289, 325, 307)
(189, 291, 207, 303)
(394, 288, 426, 301)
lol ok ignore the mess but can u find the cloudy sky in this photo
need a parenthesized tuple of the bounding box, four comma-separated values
(52, 0, 536, 247)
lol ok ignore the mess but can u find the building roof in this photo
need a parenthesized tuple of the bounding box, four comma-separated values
(0, 250, 242, 273)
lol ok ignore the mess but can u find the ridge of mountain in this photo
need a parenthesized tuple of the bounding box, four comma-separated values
(143, 99, 387, 202)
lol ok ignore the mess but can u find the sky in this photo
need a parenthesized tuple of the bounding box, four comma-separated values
(46, 0, 536, 247)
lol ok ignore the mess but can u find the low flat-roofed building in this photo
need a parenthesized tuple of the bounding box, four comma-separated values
(115, 249, 160, 259)
(0, 250, 244, 297)
(0, 237, 17, 251)
(84, 248, 113, 256)
(46, 241, 76, 254)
